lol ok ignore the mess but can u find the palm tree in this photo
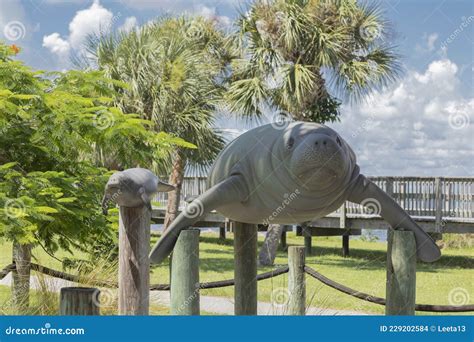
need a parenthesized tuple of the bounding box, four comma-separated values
(91, 17, 234, 228)
(229, 0, 401, 266)
(227, 0, 401, 122)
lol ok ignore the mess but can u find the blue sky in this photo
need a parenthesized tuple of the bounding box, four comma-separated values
(0, 0, 473, 176)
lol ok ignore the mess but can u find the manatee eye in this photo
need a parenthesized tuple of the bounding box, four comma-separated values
(336, 136, 342, 146)
(287, 137, 294, 149)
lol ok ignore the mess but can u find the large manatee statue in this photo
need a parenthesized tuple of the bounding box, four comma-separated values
(150, 122, 441, 263)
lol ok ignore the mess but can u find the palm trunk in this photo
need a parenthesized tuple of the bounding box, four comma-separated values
(258, 224, 284, 266)
(163, 153, 185, 231)
(12, 242, 32, 313)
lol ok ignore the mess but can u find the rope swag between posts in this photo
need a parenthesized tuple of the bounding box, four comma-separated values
(1, 262, 472, 313)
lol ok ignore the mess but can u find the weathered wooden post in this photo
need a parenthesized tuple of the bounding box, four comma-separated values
(280, 225, 288, 249)
(234, 221, 257, 315)
(219, 225, 226, 240)
(340, 203, 349, 257)
(170, 229, 200, 315)
(385, 229, 416, 315)
(60, 287, 100, 315)
(303, 223, 312, 256)
(434, 177, 443, 234)
(118, 206, 150, 315)
(288, 246, 305, 315)
(342, 234, 350, 257)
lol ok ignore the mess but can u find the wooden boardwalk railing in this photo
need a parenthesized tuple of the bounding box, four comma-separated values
(153, 176, 474, 234)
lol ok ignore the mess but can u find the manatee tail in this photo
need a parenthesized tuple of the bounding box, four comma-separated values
(348, 175, 441, 262)
(149, 175, 247, 264)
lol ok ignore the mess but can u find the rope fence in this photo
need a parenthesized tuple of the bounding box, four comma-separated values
(303, 266, 474, 313)
(2, 262, 472, 313)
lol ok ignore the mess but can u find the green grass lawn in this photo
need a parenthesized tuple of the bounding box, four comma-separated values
(0, 284, 173, 315)
(1, 233, 473, 315)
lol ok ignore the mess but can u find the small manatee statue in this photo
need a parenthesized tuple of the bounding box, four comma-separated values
(150, 122, 441, 263)
(102, 168, 174, 214)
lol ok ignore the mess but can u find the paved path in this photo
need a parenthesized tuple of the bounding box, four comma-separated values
(1, 273, 370, 315)
(150, 291, 369, 315)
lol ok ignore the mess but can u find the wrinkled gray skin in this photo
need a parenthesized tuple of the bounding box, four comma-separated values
(102, 168, 174, 214)
(150, 122, 441, 263)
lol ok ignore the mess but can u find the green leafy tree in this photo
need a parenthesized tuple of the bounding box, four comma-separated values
(91, 17, 233, 229)
(0, 43, 190, 311)
(228, 0, 401, 122)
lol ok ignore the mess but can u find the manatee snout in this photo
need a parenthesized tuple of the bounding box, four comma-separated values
(290, 133, 347, 185)
(102, 172, 139, 211)
(106, 174, 122, 188)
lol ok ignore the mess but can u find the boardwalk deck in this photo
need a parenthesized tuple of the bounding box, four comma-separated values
(152, 176, 474, 234)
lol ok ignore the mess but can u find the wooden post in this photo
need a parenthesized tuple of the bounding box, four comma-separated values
(12, 242, 31, 313)
(342, 234, 350, 257)
(280, 227, 287, 249)
(118, 206, 150, 315)
(386, 177, 394, 198)
(288, 246, 305, 315)
(219, 225, 226, 240)
(234, 221, 257, 315)
(60, 287, 100, 315)
(302, 224, 311, 256)
(386, 230, 416, 315)
(170, 229, 200, 315)
(340, 203, 349, 257)
(434, 177, 443, 233)
(304, 236, 312, 255)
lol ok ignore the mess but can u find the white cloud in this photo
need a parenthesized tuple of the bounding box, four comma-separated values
(416, 32, 439, 53)
(119, 16, 138, 33)
(426, 33, 438, 51)
(330, 58, 473, 176)
(195, 5, 231, 27)
(42, 32, 70, 58)
(43, 0, 83, 3)
(68, 0, 114, 49)
(120, 0, 239, 11)
(119, 0, 232, 26)
(42, 0, 115, 59)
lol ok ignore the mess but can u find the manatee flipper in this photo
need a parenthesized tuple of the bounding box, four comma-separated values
(149, 174, 248, 264)
(348, 175, 441, 262)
